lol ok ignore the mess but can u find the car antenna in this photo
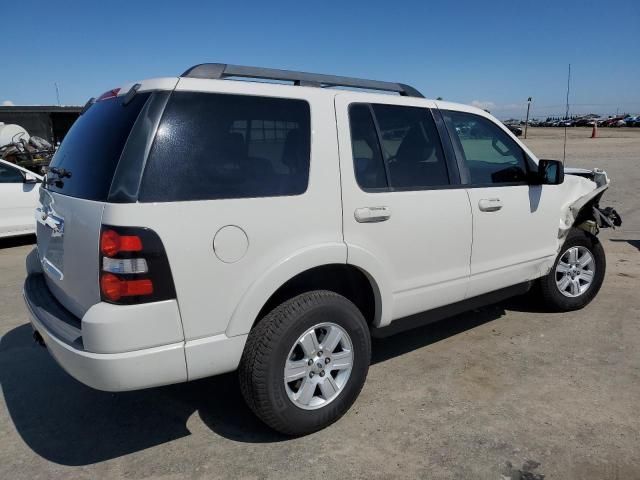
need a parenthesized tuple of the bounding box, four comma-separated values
(563, 63, 571, 165)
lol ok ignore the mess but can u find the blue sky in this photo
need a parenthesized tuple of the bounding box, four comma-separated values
(2, 0, 638, 119)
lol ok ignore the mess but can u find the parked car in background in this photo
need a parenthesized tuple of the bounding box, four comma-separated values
(504, 124, 523, 136)
(574, 118, 592, 127)
(0, 159, 42, 238)
(624, 115, 640, 127)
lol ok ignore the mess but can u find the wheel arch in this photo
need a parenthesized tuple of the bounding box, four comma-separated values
(225, 244, 386, 337)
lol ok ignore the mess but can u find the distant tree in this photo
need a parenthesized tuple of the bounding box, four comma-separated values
(436, 97, 443, 101)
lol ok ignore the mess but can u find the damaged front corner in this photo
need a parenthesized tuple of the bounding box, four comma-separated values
(556, 168, 619, 253)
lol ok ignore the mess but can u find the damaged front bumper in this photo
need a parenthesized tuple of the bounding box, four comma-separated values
(561, 167, 622, 238)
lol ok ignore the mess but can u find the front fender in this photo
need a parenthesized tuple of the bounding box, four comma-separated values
(225, 243, 347, 337)
(557, 168, 618, 252)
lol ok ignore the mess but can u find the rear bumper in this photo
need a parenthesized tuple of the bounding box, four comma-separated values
(24, 274, 187, 391)
(24, 272, 248, 391)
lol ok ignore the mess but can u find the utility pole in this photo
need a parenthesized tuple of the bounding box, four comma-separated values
(55, 82, 61, 106)
(563, 64, 571, 164)
(524, 97, 532, 139)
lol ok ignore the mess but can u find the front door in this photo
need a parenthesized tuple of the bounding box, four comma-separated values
(441, 110, 562, 298)
(336, 95, 473, 326)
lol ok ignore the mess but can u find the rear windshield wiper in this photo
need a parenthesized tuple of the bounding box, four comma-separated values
(49, 167, 72, 179)
(45, 167, 72, 188)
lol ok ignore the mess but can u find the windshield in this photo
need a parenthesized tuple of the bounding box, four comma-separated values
(45, 93, 150, 201)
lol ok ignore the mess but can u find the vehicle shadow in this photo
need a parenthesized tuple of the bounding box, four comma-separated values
(1, 295, 529, 466)
(0, 234, 36, 250)
(528, 185, 542, 213)
(609, 238, 640, 252)
(0, 324, 285, 467)
(371, 302, 508, 364)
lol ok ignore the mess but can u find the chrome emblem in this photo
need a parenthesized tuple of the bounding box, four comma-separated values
(36, 204, 64, 237)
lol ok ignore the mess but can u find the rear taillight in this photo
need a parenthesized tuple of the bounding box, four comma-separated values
(100, 229, 143, 256)
(100, 274, 153, 302)
(99, 226, 175, 305)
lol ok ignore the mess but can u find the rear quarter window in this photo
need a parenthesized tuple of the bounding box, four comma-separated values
(138, 92, 311, 202)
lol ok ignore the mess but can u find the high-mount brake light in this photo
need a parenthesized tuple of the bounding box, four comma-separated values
(96, 88, 121, 102)
(99, 225, 176, 305)
(100, 229, 143, 257)
(100, 273, 153, 302)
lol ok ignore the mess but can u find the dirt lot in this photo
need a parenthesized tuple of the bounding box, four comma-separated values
(1, 127, 639, 479)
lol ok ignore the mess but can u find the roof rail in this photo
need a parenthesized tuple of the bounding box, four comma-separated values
(181, 63, 424, 98)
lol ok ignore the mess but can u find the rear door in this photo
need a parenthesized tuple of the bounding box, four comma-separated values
(441, 109, 562, 297)
(0, 161, 38, 235)
(36, 91, 153, 318)
(336, 95, 473, 324)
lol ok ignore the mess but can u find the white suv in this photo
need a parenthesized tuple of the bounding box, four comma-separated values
(24, 63, 621, 435)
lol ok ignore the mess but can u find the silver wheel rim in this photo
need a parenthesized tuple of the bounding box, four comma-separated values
(555, 246, 596, 298)
(284, 322, 354, 410)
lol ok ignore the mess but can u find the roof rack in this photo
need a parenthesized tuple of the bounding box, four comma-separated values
(181, 63, 424, 98)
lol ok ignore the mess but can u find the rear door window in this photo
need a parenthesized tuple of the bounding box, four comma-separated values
(373, 104, 449, 189)
(348, 104, 388, 190)
(138, 92, 311, 202)
(44, 93, 151, 200)
(348, 103, 450, 191)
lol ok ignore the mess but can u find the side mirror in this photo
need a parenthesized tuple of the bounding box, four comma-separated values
(23, 173, 41, 184)
(534, 159, 564, 185)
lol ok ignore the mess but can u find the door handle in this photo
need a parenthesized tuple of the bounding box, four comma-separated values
(478, 198, 503, 212)
(35, 207, 64, 236)
(354, 206, 391, 223)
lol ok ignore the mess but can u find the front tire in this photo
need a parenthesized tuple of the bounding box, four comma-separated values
(539, 228, 606, 311)
(238, 290, 371, 436)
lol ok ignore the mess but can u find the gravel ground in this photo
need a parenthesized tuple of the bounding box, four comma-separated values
(1, 127, 638, 479)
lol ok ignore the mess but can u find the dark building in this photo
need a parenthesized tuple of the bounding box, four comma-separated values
(0, 105, 82, 145)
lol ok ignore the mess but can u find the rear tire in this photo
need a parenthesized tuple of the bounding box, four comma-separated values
(238, 290, 371, 436)
(539, 228, 606, 311)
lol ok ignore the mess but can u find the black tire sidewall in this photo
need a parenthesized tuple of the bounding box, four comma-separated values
(264, 294, 370, 434)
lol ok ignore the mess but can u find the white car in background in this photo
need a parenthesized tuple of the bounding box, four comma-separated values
(0, 159, 42, 238)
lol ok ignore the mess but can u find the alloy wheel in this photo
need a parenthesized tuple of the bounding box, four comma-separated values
(284, 322, 354, 410)
(555, 246, 596, 298)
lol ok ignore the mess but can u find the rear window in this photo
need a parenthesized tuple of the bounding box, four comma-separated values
(348, 103, 449, 191)
(44, 93, 150, 201)
(138, 92, 311, 202)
